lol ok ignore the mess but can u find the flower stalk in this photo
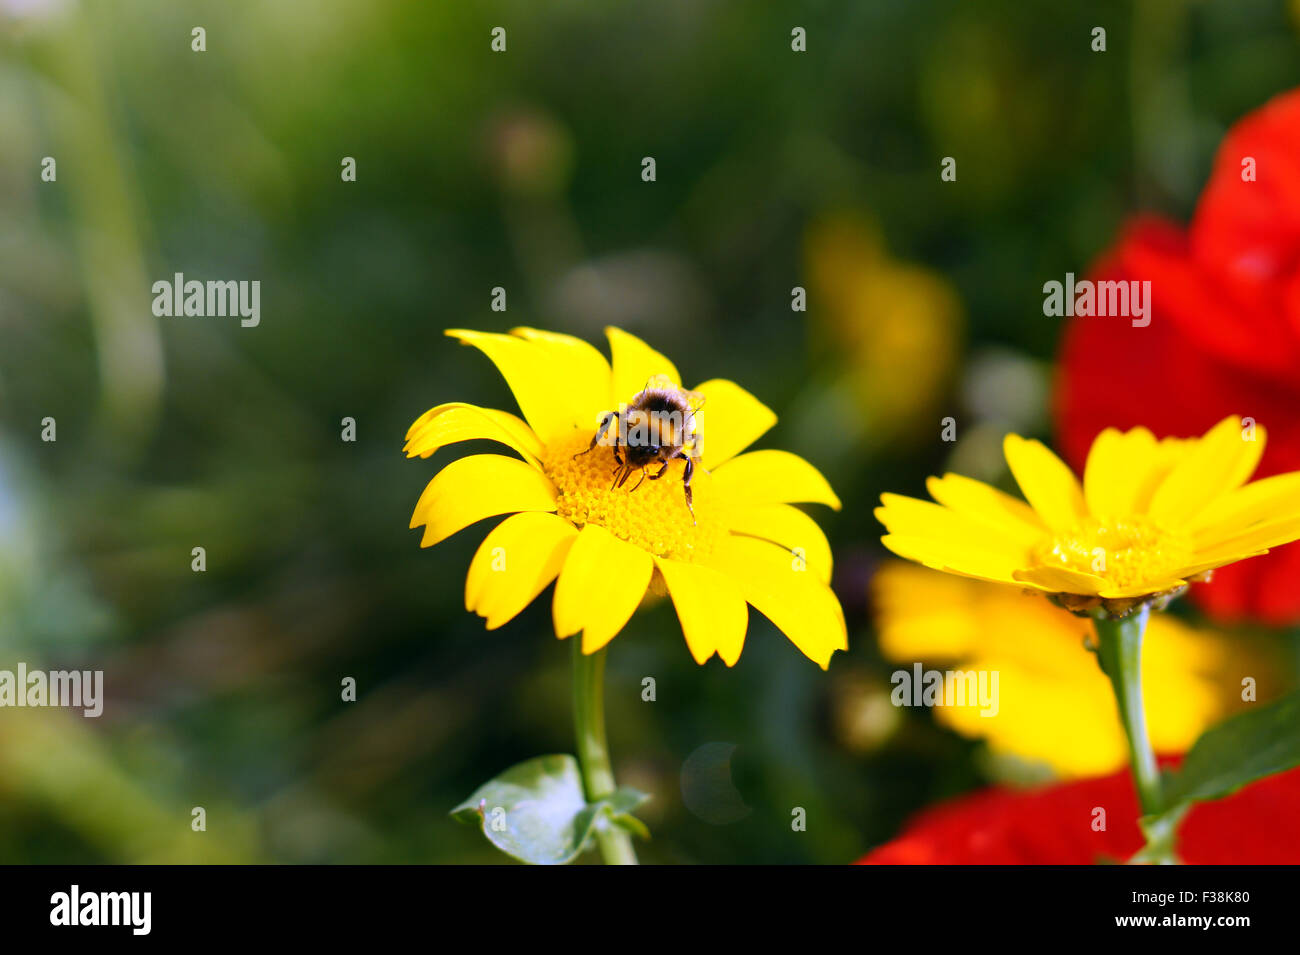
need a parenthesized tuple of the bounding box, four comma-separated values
(1092, 607, 1164, 820)
(572, 640, 638, 865)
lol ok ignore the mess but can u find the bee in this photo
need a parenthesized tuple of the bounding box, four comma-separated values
(575, 377, 704, 522)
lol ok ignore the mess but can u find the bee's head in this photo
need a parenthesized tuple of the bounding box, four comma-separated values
(624, 443, 662, 467)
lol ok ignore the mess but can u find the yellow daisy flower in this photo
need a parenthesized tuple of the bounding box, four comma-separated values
(876, 416, 1300, 617)
(405, 326, 847, 668)
(871, 561, 1263, 778)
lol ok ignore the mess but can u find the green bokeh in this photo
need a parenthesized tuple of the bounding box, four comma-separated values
(0, 0, 1297, 863)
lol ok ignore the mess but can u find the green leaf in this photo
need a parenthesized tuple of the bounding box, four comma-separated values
(585, 785, 651, 844)
(1161, 689, 1300, 811)
(451, 754, 649, 865)
(602, 787, 652, 839)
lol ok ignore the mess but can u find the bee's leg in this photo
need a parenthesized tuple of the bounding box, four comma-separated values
(629, 469, 648, 492)
(687, 431, 702, 463)
(615, 465, 637, 489)
(575, 411, 618, 459)
(680, 455, 695, 524)
(647, 459, 673, 481)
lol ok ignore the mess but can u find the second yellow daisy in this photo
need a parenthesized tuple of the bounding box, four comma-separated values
(876, 416, 1300, 617)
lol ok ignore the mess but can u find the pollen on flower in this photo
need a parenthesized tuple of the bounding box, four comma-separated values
(1035, 517, 1192, 593)
(543, 430, 725, 562)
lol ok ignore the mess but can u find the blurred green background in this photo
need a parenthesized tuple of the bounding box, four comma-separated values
(1, 0, 1299, 863)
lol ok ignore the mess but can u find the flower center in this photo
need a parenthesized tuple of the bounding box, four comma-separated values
(1034, 517, 1191, 592)
(543, 429, 724, 562)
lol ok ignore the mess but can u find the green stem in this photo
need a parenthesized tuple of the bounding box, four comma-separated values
(1130, 805, 1187, 866)
(1092, 607, 1164, 818)
(572, 640, 638, 865)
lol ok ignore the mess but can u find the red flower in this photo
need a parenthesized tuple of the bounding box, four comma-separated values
(857, 765, 1300, 864)
(1054, 89, 1300, 625)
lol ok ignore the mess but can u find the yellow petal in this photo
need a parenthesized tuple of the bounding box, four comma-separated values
(404, 402, 544, 467)
(875, 494, 1027, 560)
(725, 503, 832, 583)
(712, 450, 841, 510)
(510, 327, 613, 433)
(1083, 427, 1132, 517)
(606, 326, 682, 405)
(925, 473, 1049, 549)
(1100, 580, 1190, 600)
(690, 378, 777, 469)
(879, 533, 1029, 588)
(1086, 426, 1188, 516)
(446, 329, 580, 444)
(1149, 417, 1264, 525)
(1132, 435, 1193, 513)
(552, 524, 654, 653)
(410, 454, 557, 547)
(1183, 514, 1300, 572)
(1003, 434, 1089, 532)
(655, 556, 750, 665)
(1191, 471, 1300, 545)
(711, 535, 846, 669)
(1172, 552, 1267, 581)
(465, 512, 578, 629)
(1011, 565, 1108, 596)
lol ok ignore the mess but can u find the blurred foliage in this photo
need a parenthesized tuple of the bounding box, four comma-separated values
(0, 0, 1298, 863)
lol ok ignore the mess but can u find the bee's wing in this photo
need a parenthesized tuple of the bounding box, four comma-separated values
(642, 373, 677, 394)
(681, 388, 706, 414)
(681, 389, 705, 459)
